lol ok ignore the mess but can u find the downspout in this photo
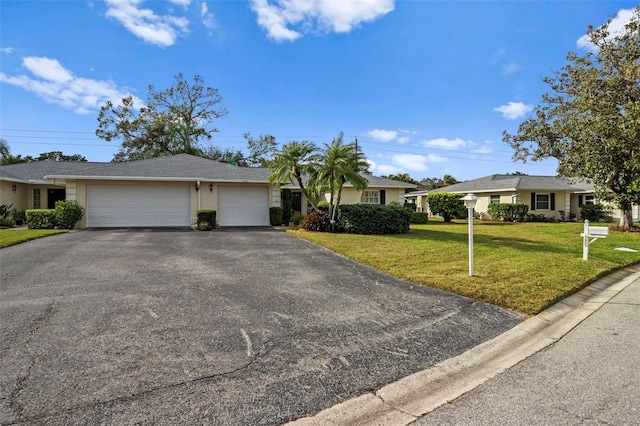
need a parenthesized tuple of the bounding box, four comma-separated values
(197, 180, 201, 211)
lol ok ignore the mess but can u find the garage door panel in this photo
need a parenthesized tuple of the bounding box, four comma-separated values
(218, 187, 269, 226)
(88, 185, 190, 227)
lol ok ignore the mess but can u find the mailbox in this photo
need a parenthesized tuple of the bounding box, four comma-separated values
(580, 220, 608, 260)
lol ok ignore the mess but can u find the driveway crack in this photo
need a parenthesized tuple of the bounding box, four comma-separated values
(9, 301, 59, 422)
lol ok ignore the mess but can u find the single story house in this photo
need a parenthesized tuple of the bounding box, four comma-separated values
(405, 174, 640, 222)
(0, 154, 416, 228)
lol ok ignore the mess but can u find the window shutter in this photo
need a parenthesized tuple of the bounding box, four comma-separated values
(530, 192, 536, 211)
(550, 193, 555, 210)
(380, 190, 386, 204)
(578, 195, 583, 207)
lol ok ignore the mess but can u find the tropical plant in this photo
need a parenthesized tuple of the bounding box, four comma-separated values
(307, 132, 369, 228)
(268, 140, 320, 210)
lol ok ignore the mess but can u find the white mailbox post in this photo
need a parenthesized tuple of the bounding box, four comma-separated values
(580, 220, 609, 261)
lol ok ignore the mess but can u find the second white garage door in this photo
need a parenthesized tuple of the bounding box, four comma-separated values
(87, 184, 190, 227)
(218, 186, 269, 226)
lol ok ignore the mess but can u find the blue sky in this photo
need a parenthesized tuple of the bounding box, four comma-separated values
(0, 1, 637, 181)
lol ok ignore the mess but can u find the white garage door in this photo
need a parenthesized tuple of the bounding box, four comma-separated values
(87, 184, 190, 227)
(218, 186, 269, 226)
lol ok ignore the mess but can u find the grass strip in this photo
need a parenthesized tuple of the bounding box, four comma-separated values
(0, 229, 68, 248)
(289, 221, 640, 315)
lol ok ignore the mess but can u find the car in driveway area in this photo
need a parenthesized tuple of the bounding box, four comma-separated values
(0, 228, 523, 424)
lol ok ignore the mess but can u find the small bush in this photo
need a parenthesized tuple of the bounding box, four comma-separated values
(26, 209, 57, 229)
(580, 203, 612, 223)
(11, 209, 26, 225)
(426, 193, 466, 222)
(404, 202, 417, 212)
(339, 204, 411, 234)
(317, 201, 331, 212)
(0, 217, 15, 228)
(410, 212, 429, 224)
(488, 203, 529, 222)
(54, 200, 85, 229)
(291, 211, 304, 226)
(525, 213, 553, 222)
(197, 210, 217, 230)
(270, 206, 283, 226)
(0, 204, 13, 219)
(301, 210, 332, 232)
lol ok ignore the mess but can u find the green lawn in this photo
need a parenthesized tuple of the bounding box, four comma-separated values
(0, 229, 68, 248)
(289, 221, 640, 315)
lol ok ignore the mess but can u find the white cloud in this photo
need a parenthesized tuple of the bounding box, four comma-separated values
(397, 136, 410, 144)
(1, 47, 13, 54)
(392, 154, 428, 172)
(577, 8, 636, 52)
(423, 137, 471, 150)
(0, 56, 142, 114)
(376, 164, 403, 175)
(367, 129, 398, 142)
(493, 101, 533, 119)
(501, 62, 519, 75)
(105, 0, 189, 47)
(472, 141, 493, 155)
(201, 2, 215, 29)
(250, 0, 394, 42)
(169, 0, 191, 7)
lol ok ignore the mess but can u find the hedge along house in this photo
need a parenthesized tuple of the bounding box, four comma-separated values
(281, 174, 416, 215)
(405, 174, 640, 222)
(0, 154, 417, 228)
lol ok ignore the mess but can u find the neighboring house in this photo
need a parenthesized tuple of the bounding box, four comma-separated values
(405, 174, 640, 222)
(0, 154, 416, 228)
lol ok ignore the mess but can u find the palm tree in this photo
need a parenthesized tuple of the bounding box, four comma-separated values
(268, 141, 320, 210)
(308, 132, 369, 226)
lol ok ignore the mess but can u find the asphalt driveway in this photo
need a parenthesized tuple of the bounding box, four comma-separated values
(0, 228, 523, 425)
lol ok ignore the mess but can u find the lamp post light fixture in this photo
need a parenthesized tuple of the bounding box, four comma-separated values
(209, 183, 214, 192)
(461, 193, 479, 277)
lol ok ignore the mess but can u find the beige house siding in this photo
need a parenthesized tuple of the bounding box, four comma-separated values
(0, 180, 28, 210)
(320, 187, 405, 206)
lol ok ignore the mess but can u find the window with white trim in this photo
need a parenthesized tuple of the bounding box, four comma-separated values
(584, 195, 595, 205)
(536, 194, 549, 210)
(490, 195, 501, 204)
(361, 190, 379, 204)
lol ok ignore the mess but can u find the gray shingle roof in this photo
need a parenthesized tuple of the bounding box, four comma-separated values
(0, 161, 103, 182)
(44, 154, 271, 182)
(406, 174, 582, 196)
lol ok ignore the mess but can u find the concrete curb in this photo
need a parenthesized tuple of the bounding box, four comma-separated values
(288, 264, 640, 426)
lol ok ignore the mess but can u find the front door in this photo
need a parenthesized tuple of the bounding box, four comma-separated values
(292, 192, 302, 213)
(47, 188, 66, 209)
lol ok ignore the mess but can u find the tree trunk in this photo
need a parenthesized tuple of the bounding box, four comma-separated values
(619, 201, 632, 229)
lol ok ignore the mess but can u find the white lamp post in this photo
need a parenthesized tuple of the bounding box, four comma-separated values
(461, 193, 479, 277)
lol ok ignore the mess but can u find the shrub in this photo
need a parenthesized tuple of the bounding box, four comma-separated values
(339, 204, 411, 234)
(26, 209, 57, 229)
(404, 202, 417, 212)
(291, 211, 304, 226)
(0, 217, 15, 228)
(301, 210, 331, 232)
(410, 212, 429, 224)
(317, 201, 331, 212)
(426, 193, 466, 222)
(281, 189, 292, 225)
(54, 200, 85, 229)
(11, 208, 26, 225)
(487, 203, 529, 222)
(525, 213, 553, 222)
(197, 209, 216, 231)
(0, 204, 13, 219)
(580, 203, 612, 223)
(270, 206, 283, 226)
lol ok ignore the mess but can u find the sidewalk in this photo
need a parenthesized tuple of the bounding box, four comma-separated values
(289, 264, 640, 425)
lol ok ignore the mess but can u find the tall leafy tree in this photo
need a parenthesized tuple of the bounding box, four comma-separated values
(201, 146, 248, 166)
(244, 132, 277, 167)
(308, 132, 368, 224)
(0, 138, 9, 159)
(268, 141, 320, 210)
(503, 8, 640, 228)
(97, 74, 228, 162)
(382, 173, 419, 193)
(36, 151, 87, 162)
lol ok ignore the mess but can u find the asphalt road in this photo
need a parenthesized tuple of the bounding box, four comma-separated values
(414, 274, 640, 425)
(0, 228, 523, 425)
